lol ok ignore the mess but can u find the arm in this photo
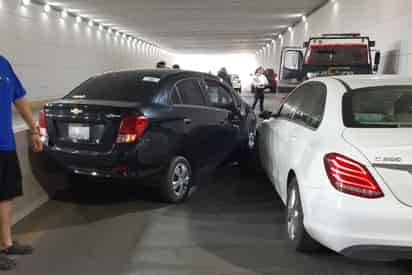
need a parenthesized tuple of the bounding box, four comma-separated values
(13, 98, 43, 152)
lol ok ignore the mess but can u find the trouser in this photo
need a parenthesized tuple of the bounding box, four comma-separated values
(252, 89, 265, 112)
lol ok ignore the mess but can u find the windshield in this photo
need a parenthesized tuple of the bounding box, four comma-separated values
(306, 44, 369, 66)
(343, 86, 412, 128)
(64, 73, 159, 102)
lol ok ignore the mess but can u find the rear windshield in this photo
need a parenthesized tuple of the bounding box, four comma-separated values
(64, 73, 159, 102)
(343, 86, 412, 128)
(306, 44, 369, 66)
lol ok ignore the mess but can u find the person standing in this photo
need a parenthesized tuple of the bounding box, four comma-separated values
(252, 67, 269, 113)
(217, 67, 232, 87)
(156, 61, 167, 69)
(0, 55, 43, 270)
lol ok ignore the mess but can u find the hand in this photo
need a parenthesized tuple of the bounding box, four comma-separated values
(31, 134, 43, 153)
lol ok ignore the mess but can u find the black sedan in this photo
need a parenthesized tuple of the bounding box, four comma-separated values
(39, 70, 257, 203)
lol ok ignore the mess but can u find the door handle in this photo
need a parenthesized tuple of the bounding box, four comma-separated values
(183, 118, 192, 125)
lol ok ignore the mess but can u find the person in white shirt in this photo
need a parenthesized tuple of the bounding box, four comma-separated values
(252, 68, 269, 112)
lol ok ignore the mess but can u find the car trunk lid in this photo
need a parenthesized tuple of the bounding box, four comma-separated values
(44, 99, 142, 152)
(343, 128, 412, 206)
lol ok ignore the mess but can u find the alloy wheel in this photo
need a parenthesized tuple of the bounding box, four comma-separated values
(248, 130, 256, 150)
(287, 187, 300, 240)
(172, 163, 190, 198)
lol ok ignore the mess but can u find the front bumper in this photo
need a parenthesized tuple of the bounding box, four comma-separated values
(301, 185, 412, 260)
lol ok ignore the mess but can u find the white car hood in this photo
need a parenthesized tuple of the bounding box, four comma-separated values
(343, 128, 412, 207)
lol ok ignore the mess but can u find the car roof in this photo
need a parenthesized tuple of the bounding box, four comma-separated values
(332, 75, 412, 90)
(98, 69, 213, 81)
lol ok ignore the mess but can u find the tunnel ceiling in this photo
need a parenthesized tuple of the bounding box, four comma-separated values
(54, 0, 327, 54)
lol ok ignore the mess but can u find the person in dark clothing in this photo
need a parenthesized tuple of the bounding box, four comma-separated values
(0, 55, 43, 270)
(252, 67, 268, 112)
(156, 61, 167, 69)
(217, 67, 232, 87)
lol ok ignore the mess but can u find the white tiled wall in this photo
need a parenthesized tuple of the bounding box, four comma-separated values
(0, 0, 176, 100)
(260, 0, 412, 76)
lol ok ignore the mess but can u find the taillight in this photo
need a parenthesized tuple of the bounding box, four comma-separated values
(324, 153, 384, 199)
(38, 110, 48, 137)
(116, 115, 149, 144)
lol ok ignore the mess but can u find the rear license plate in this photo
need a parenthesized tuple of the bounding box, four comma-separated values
(68, 124, 90, 140)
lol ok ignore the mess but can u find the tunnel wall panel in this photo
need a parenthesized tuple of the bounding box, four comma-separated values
(13, 130, 67, 225)
(0, 0, 176, 101)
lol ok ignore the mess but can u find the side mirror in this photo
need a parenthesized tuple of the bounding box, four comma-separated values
(373, 51, 381, 72)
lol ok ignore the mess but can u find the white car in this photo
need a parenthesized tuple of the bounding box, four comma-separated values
(258, 75, 412, 261)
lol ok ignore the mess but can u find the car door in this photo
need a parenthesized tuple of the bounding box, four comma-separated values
(173, 78, 214, 165)
(272, 85, 307, 199)
(203, 79, 241, 159)
(275, 82, 327, 200)
(287, 82, 327, 192)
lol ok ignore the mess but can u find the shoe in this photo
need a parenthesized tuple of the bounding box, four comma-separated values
(0, 255, 16, 271)
(2, 241, 34, 255)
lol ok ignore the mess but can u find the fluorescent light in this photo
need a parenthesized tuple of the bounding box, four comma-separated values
(288, 26, 293, 32)
(88, 20, 93, 27)
(76, 16, 82, 23)
(302, 15, 307, 22)
(278, 34, 283, 39)
(44, 4, 51, 12)
(22, 0, 30, 6)
(99, 24, 103, 31)
(61, 10, 68, 18)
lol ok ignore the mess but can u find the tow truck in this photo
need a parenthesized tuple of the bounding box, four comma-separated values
(277, 33, 381, 93)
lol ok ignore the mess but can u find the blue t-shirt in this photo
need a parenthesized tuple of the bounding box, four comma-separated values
(0, 56, 27, 151)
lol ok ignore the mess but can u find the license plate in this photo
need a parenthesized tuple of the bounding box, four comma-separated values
(68, 124, 90, 140)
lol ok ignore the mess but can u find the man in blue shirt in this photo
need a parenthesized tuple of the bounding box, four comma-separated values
(0, 55, 43, 270)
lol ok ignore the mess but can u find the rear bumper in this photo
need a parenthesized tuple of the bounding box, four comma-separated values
(44, 146, 164, 180)
(301, 185, 412, 260)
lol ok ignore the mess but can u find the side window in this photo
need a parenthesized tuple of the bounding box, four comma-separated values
(176, 79, 205, 106)
(279, 86, 306, 119)
(296, 83, 326, 129)
(171, 87, 181, 105)
(204, 79, 234, 108)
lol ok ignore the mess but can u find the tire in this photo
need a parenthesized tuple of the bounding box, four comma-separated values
(286, 178, 320, 252)
(159, 156, 192, 203)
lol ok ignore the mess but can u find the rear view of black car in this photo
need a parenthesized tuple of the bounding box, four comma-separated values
(39, 70, 257, 203)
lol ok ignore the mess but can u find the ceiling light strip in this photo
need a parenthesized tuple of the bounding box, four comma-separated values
(23, 0, 161, 52)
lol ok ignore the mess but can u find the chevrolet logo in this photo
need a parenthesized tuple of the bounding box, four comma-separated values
(70, 108, 83, 115)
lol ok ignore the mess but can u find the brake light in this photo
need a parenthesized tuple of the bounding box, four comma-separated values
(324, 153, 383, 199)
(116, 115, 149, 144)
(38, 110, 48, 137)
